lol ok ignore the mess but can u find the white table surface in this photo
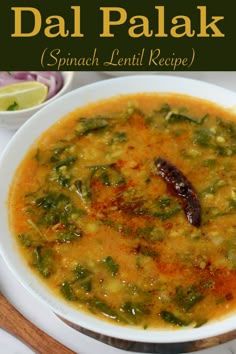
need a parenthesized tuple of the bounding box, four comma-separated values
(1, 71, 236, 354)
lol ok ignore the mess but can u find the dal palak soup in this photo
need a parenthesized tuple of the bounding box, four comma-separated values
(8, 93, 236, 329)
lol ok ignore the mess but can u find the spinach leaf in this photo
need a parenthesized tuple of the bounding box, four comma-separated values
(193, 127, 214, 148)
(57, 230, 82, 242)
(72, 264, 93, 292)
(167, 113, 206, 125)
(87, 164, 126, 187)
(18, 233, 34, 247)
(75, 117, 109, 136)
(175, 285, 204, 312)
(50, 145, 72, 162)
(135, 245, 159, 258)
(102, 256, 119, 276)
(35, 192, 77, 227)
(202, 206, 233, 223)
(32, 246, 54, 278)
(89, 298, 118, 319)
(150, 197, 182, 220)
(61, 264, 94, 298)
(200, 179, 227, 197)
(101, 219, 131, 235)
(216, 117, 236, 135)
(160, 310, 188, 326)
(135, 226, 164, 242)
(36, 192, 70, 210)
(120, 301, 149, 324)
(110, 132, 128, 144)
(7, 101, 19, 111)
(203, 158, 216, 167)
(61, 281, 77, 301)
(98, 171, 110, 186)
(228, 198, 236, 210)
(74, 179, 91, 201)
(73, 264, 93, 280)
(53, 156, 77, 171)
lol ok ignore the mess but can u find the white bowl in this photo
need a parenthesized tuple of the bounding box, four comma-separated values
(0, 72, 75, 130)
(1, 75, 236, 344)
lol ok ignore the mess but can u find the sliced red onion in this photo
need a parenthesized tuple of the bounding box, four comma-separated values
(0, 72, 23, 87)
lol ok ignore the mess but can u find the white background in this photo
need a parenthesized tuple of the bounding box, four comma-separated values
(0, 71, 236, 354)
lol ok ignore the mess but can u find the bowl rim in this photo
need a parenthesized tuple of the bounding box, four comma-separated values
(1, 74, 236, 343)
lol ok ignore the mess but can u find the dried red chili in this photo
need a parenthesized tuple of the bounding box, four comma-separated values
(154, 157, 201, 227)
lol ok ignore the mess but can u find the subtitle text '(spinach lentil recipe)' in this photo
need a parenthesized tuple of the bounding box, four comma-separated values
(8, 92, 236, 330)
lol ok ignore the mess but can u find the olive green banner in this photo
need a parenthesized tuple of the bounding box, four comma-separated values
(0, 0, 234, 70)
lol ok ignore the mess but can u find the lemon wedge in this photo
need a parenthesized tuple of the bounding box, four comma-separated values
(0, 81, 48, 111)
